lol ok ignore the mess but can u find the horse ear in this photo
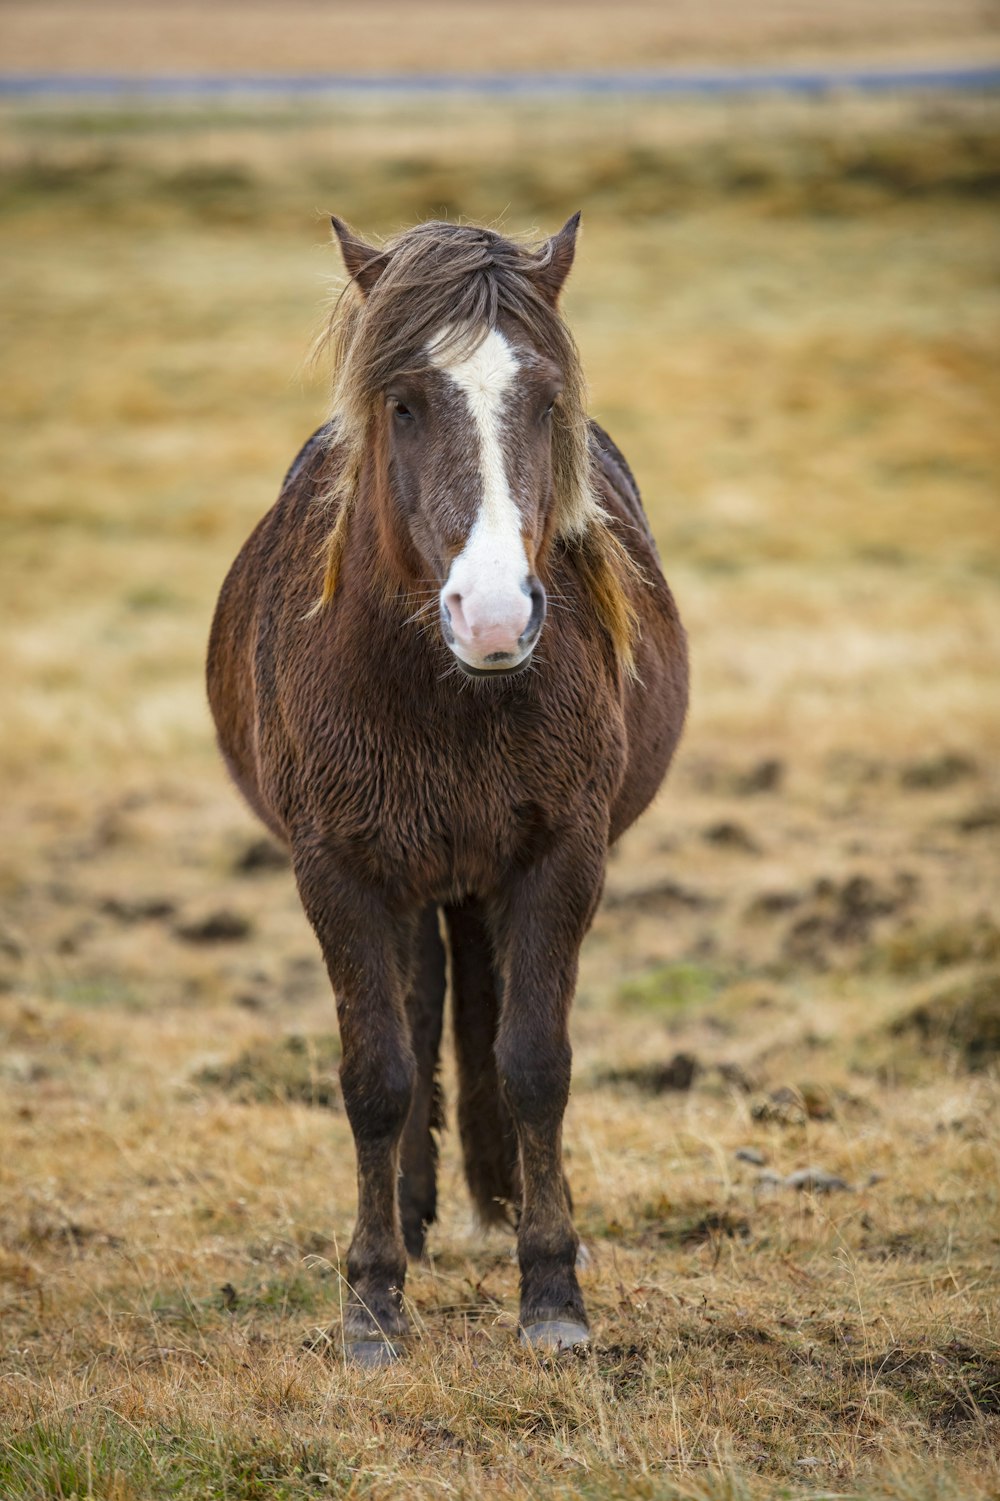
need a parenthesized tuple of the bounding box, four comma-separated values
(330, 215, 389, 297)
(535, 211, 581, 304)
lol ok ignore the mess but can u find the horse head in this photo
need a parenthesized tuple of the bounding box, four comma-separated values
(328, 215, 587, 677)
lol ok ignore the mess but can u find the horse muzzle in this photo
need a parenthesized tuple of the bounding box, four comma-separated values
(440, 576, 546, 677)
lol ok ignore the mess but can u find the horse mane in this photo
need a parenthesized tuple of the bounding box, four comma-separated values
(312, 219, 642, 676)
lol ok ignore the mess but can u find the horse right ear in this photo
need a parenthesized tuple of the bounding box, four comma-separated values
(330, 216, 390, 297)
(534, 211, 581, 305)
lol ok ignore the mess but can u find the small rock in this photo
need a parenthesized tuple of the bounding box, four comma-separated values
(783, 1167, 852, 1194)
(735, 1146, 767, 1166)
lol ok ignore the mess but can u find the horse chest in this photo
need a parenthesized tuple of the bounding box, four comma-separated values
(310, 681, 616, 896)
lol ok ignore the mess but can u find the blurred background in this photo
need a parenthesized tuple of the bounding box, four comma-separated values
(1, 4, 999, 1497)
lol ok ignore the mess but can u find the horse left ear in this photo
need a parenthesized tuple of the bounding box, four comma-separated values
(331, 215, 390, 298)
(534, 212, 581, 305)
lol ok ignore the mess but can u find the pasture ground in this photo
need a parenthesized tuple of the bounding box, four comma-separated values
(1, 72, 999, 1501)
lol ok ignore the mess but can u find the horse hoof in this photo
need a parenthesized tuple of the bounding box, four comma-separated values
(344, 1339, 403, 1368)
(520, 1320, 590, 1353)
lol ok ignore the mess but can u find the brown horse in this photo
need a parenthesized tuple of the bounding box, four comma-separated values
(207, 215, 688, 1363)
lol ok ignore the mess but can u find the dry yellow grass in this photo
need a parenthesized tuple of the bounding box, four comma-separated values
(3, 0, 999, 77)
(1, 78, 999, 1501)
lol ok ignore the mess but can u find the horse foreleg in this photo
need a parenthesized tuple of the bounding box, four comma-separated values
(293, 847, 416, 1365)
(491, 833, 605, 1352)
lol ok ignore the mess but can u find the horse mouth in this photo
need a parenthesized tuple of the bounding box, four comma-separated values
(453, 653, 533, 680)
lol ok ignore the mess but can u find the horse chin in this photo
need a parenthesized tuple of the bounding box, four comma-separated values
(452, 652, 534, 680)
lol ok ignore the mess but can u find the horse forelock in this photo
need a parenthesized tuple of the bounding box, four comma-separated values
(313, 221, 641, 673)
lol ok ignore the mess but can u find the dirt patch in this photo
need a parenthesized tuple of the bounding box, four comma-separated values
(194, 1033, 342, 1108)
(890, 969, 1000, 1069)
(751, 1083, 836, 1124)
(175, 909, 253, 944)
(691, 756, 785, 796)
(899, 752, 977, 790)
(100, 895, 176, 923)
(955, 802, 1000, 834)
(702, 820, 759, 853)
(879, 916, 1000, 975)
(863, 1344, 1000, 1427)
(782, 872, 919, 967)
(602, 877, 711, 914)
(232, 838, 290, 875)
(595, 1052, 700, 1093)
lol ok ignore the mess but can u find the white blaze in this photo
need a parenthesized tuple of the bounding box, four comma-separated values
(429, 327, 533, 665)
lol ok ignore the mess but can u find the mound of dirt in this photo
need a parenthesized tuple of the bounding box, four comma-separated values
(195, 1033, 342, 1108)
(890, 969, 1000, 1070)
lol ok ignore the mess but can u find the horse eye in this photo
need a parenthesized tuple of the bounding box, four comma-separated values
(390, 399, 414, 422)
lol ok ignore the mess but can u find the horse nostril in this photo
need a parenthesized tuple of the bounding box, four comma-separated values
(521, 577, 546, 646)
(443, 591, 468, 639)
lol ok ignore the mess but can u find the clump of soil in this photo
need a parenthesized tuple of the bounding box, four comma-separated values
(692, 757, 784, 796)
(195, 1033, 342, 1107)
(890, 969, 1000, 1070)
(603, 878, 710, 914)
(782, 871, 918, 967)
(955, 803, 1000, 834)
(864, 1343, 1000, 1426)
(879, 915, 1000, 975)
(596, 1052, 700, 1093)
(175, 909, 252, 943)
(232, 837, 290, 875)
(702, 820, 759, 853)
(899, 752, 977, 790)
(676, 1210, 751, 1245)
(100, 895, 176, 923)
(751, 1082, 837, 1125)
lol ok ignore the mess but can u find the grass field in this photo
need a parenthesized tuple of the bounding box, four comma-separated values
(4, 0, 998, 76)
(1, 49, 999, 1501)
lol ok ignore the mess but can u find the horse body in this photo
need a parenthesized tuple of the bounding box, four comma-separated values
(207, 217, 688, 1360)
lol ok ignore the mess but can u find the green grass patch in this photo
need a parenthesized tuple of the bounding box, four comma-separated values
(616, 961, 721, 1012)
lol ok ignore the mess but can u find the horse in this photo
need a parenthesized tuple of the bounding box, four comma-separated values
(207, 214, 689, 1364)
